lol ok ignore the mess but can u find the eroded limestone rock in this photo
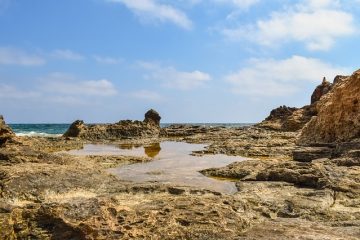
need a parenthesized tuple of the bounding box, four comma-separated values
(63, 109, 162, 140)
(299, 69, 360, 144)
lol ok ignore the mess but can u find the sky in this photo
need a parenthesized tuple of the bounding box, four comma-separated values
(0, 0, 359, 123)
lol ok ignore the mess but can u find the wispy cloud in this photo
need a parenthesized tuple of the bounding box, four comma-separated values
(225, 55, 349, 97)
(93, 55, 123, 64)
(107, 0, 193, 30)
(0, 84, 40, 99)
(139, 61, 211, 90)
(51, 49, 85, 61)
(213, 0, 259, 9)
(130, 89, 162, 101)
(40, 73, 117, 96)
(0, 73, 118, 106)
(0, 47, 46, 66)
(222, 0, 355, 51)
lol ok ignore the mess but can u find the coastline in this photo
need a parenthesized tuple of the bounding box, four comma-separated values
(1, 70, 360, 239)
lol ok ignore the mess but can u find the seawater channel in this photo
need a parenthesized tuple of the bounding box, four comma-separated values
(66, 141, 247, 194)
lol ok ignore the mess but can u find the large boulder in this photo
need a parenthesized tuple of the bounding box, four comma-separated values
(63, 120, 86, 138)
(0, 115, 14, 146)
(144, 109, 161, 126)
(299, 69, 360, 144)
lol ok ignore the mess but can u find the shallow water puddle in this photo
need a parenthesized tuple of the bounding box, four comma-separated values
(67, 141, 245, 194)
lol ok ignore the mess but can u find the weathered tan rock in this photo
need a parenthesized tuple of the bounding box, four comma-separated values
(63, 109, 162, 140)
(256, 105, 316, 132)
(299, 69, 360, 144)
(0, 115, 14, 147)
(257, 76, 339, 132)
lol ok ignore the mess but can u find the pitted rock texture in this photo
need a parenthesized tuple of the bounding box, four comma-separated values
(299, 69, 360, 144)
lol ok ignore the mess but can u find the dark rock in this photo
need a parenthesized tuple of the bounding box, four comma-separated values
(256, 105, 316, 132)
(144, 109, 161, 126)
(311, 77, 333, 104)
(265, 106, 298, 122)
(0, 115, 14, 147)
(293, 147, 333, 162)
(63, 120, 85, 138)
(168, 187, 186, 195)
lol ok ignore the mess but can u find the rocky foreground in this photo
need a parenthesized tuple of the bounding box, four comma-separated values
(0, 70, 360, 239)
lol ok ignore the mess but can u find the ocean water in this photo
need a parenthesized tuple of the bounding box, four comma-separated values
(9, 123, 253, 137)
(9, 124, 70, 137)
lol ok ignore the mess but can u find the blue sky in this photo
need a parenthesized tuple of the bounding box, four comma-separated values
(0, 0, 359, 123)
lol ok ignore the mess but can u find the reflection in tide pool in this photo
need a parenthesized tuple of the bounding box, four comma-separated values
(67, 141, 246, 194)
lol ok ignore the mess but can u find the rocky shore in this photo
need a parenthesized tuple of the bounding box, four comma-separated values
(1, 69, 359, 239)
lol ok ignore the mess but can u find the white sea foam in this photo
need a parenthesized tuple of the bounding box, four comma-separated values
(15, 131, 62, 137)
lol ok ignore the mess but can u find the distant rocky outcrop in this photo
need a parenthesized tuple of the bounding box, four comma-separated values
(299, 69, 360, 144)
(257, 105, 316, 132)
(63, 109, 162, 140)
(257, 76, 338, 132)
(0, 115, 14, 146)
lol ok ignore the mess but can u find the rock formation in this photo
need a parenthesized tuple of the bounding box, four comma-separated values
(0, 115, 14, 146)
(256, 105, 316, 132)
(310, 77, 332, 104)
(62, 120, 85, 138)
(63, 109, 162, 140)
(299, 69, 360, 144)
(257, 76, 338, 132)
(144, 109, 161, 126)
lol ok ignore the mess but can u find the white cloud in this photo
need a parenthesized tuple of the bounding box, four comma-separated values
(139, 62, 211, 90)
(213, 0, 259, 9)
(93, 55, 123, 64)
(108, 0, 192, 29)
(0, 47, 46, 66)
(51, 49, 84, 61)
(222, 0, 355, 51)
(1, 73, 118, 102)
(0, 84, 40, 99)
(41, 73, 117, 96)
(225, 55, 349, 97)
(131, 90, 162, 101)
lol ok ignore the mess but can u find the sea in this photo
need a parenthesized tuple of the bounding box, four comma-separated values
(9, 123, 253, 137)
